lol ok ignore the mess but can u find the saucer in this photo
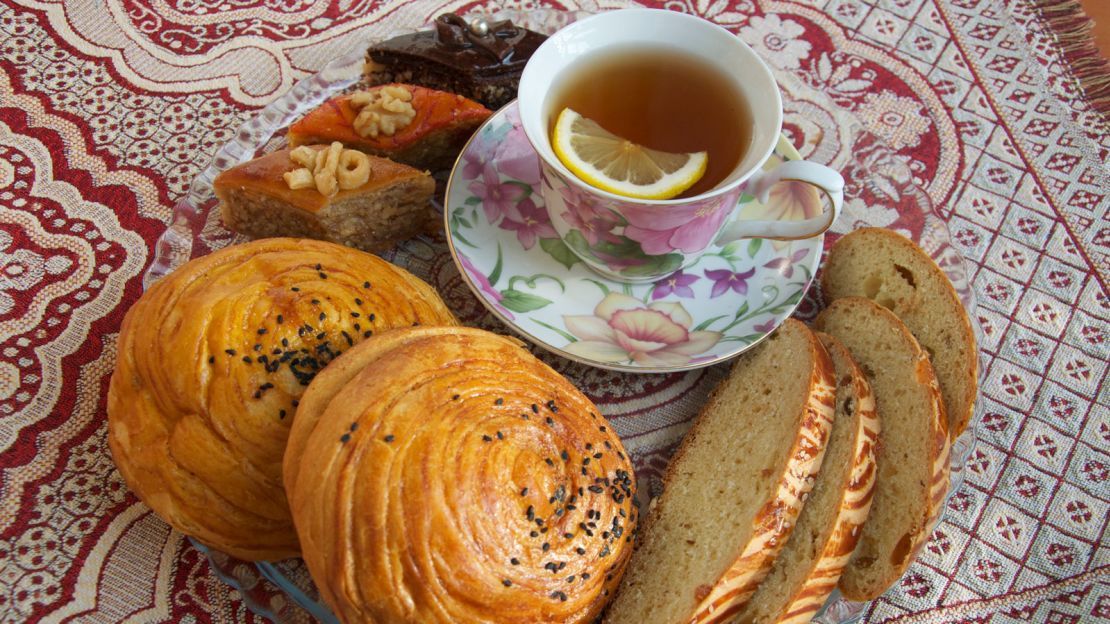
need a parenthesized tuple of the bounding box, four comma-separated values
(444, 102, 823, 373)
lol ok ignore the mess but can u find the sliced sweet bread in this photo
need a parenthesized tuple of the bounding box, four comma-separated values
(814, 297, 951, 601)
(604, 319, 837, 624)
(820, 227, 977, 439)
(731, 332, 880, 624)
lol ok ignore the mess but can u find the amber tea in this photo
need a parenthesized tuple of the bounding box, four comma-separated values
(547, 45, 753, 198)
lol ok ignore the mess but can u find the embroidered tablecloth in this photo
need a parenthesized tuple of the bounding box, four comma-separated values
(1, 0, 1107, 622)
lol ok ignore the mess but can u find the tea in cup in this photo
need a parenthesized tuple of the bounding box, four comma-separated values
(518, 9, 843, 282)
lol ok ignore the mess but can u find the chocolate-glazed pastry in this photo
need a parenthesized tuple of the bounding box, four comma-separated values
(365, 13, 547, 110)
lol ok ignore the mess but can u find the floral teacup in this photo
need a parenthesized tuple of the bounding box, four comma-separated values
(518, 9, 844, 282)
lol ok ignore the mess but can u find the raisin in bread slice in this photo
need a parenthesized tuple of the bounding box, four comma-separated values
(731, 332, 880, 624)
(820, 227, 977, 438)
(604, 319, 837, 624)
(814, 297, 950, 601)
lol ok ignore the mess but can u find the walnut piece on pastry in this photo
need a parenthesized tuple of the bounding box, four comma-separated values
(286, 326, 638, 623)
(286, 83, 491, 171)
(106, 238, 458, 561)
(215, 145, 434, 253)
(350, 84, 416, 138)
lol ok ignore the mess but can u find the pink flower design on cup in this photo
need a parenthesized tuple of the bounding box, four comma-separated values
(562, 293, 722, 366)
(499, 197, 557, 250)
(621, 198, 735, 255)
(469, 167, 529, 223)
(556, 180, 624, 246)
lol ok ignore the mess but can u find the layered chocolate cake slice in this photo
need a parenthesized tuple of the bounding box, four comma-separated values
(365, 13, 547, 110)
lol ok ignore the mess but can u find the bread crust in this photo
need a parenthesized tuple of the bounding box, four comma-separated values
(106, 238, 457, 560)
(815, 297, 950, 601)
(820, 227, 977, 439)
(729, 332, 880, 624)
(605, 319, 836, 624)
(770, 334, 880, 624)
(287, 327, 637, 624)
(283, 326, 475, 506)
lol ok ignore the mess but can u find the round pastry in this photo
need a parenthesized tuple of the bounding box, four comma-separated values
(107, 238, 458, 561)
(286, 327, 638, 623)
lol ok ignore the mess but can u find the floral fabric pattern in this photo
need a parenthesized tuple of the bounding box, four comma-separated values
(856, 90, 931, 151)
(740, 14, 812, 70)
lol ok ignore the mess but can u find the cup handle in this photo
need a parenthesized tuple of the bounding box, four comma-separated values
(717, 161, 844, 243)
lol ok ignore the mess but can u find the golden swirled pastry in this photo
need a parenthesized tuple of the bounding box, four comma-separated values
(285, 327, 638, 624)
(107, 238, 458, 561)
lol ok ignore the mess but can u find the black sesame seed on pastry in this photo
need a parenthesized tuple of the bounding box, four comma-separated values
(106, 238, 458, 561)
(286, 326, 637, 623)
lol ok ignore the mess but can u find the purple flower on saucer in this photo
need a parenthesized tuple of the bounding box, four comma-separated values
(651, 271, 699, 300)
(704, 267, 756, 298)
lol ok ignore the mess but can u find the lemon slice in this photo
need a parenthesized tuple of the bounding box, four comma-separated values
(551, 108, 708, 200)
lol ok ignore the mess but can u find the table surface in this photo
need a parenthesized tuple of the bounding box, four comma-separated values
(1078, 0, 1110, 59)
(1, 0, 1107, 623)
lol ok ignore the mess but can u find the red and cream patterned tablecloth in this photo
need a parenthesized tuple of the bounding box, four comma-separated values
(1, 0, 1107, 622)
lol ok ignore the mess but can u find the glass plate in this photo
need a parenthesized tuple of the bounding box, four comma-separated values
(150, 9, 982, 624)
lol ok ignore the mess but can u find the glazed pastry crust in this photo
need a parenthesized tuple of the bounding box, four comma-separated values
(286, 84, 491, 171)
(106, 238, 457, 561)
(286, 327, 637, 623)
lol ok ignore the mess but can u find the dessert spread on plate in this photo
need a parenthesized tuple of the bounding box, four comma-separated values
(109, 11, 976, 624)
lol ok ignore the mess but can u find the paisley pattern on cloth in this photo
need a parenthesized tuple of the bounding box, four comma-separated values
(0, 0, 1107, 622)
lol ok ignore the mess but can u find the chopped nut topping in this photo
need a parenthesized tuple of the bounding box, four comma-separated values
(290, 145, 318, 169)
(283, 141, 371, 196)
(337, 149, 371, 190)
(350, 85, 416, 138)
(283, 167, 314, 190)
(313, 142, 343, 197)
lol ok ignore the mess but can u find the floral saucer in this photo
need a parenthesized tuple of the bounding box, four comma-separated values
(445, 102, 825, 374)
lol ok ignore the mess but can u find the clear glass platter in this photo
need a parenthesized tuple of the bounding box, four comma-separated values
(149, 9, 983, 624)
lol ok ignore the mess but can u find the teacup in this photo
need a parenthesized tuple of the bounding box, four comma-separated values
(518, 8, 843, 283)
